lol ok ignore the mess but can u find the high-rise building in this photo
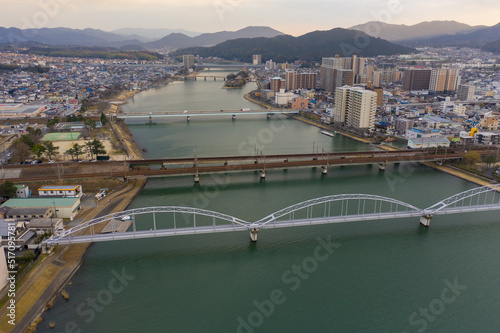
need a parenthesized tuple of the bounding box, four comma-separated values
(285, 71, 317, 90)
(429, 68, 459, 92)
(270, 77, 285, 92)
(444, 68, 459, 92)
(252, 54, 262, 65)
(334, 86, 377, 132)
(265, 60, 277, 70)
(372, 71, 382, 87)
(457, 84, 476, 101)
(429, 68, 448, 92)
(320, 56, 362, 92)
(182, 55, 195, 71)
(402, 69, 431, 91)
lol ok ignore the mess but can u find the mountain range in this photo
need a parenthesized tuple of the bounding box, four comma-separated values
(112, 28, 201, 40)
(350, 20, 486, 42)
(0, 26, 284, 51)
(350, 21, 500, 48)
(176, 28, 415, 63)
(144, 26, 284, 50)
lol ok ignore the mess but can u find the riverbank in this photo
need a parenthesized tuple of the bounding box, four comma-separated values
(0, 119, 146, 333)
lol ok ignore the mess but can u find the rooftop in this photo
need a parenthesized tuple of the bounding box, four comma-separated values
(1, 197, 79, 208)
(39, 185, 80, 191)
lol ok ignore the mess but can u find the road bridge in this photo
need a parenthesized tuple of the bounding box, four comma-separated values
(43, 185, 500, 246)
(115, 109, 299, 120)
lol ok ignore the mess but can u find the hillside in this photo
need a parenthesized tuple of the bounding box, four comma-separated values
(350, 20, 485, 42)
(176, 28, 415, 63)
(145, 26, 284, 50)
(400, 22, 500, 48)
(482, 39, 500, 54)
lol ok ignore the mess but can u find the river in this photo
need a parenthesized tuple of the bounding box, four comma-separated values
(39, 71, 500, 333)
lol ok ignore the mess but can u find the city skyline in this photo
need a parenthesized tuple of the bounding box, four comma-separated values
(0, 0, 499, 36)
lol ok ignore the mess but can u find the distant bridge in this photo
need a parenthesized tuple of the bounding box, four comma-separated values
(44, 185, 500, 246)
(115, 109, 299, 120)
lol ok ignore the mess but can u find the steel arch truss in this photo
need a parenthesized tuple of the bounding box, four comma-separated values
(48, 206, 248, 245)
(256, 194, 421, 226)
(424, 185, 500, 215)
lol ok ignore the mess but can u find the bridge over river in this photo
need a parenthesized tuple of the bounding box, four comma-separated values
(3, 148, 498, 182)
(43, 185, 500, 246)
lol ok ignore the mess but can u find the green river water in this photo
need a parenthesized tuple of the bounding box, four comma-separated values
(39, 71, 500, 333)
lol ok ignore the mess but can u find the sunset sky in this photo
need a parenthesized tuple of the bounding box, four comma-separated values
(1, 0, 499, 35)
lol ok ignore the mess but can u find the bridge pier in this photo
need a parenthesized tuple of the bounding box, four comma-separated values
(194, 172, 200, 183)
(420, 214, 433, 227)
(379, 162, 387, 171)
(249, 225, 260, 242)
(41, 242, 52, 254)
(321, 166, 328, 174)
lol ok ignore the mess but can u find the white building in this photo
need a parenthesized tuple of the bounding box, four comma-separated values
(453, 104, 467, 116)
(38, 185, 83, 197)
(334, 86, 377, 132)
(275, 89, 295, 105)
(408, 137, 450, 149)
(405, 127, 442, 139)
(15, 185, 30, 198)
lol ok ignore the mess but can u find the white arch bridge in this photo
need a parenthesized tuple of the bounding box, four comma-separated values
(44, 185, 500, 246)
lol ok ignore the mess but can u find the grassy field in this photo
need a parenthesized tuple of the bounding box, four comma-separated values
(41, 132, 81, 141)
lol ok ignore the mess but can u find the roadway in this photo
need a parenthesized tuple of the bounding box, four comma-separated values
(116, 109, 300, 119)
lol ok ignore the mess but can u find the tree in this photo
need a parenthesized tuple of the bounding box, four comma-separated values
(32, 144, 46, 159)
(65, 147, 76, 161)
(0, 181, 17, 198)
(485, 155, 497, 169)
(465, 151, 481, 169)
(18, 134, 35, 148)
(100, 112, 109, 125)
(84, 119, 97, 129)
(10, 141, 31, 163)
(43, 141, 59, 160)
(71, 143, 84, 160)
(85, 141, 94, 159)
(90, 139, 106, 157)
(47, 116, 60, 127)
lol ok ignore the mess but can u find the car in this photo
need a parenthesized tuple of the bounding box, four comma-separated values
(48, 160, 55, 164)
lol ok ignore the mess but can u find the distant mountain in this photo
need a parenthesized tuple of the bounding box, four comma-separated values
(482, 39, 500, 54)
(0, 26, 284, 51)
(350, 20, 485, 42)
(112, 28, 201, 39)
(401, 22, 500, 48)
(176, 28, 415, 63)
(144, 26, 284, 50)
(0, 27, 135, 47)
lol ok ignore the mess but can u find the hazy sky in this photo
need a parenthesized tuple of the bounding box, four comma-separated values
(2, 0, 499, 35)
